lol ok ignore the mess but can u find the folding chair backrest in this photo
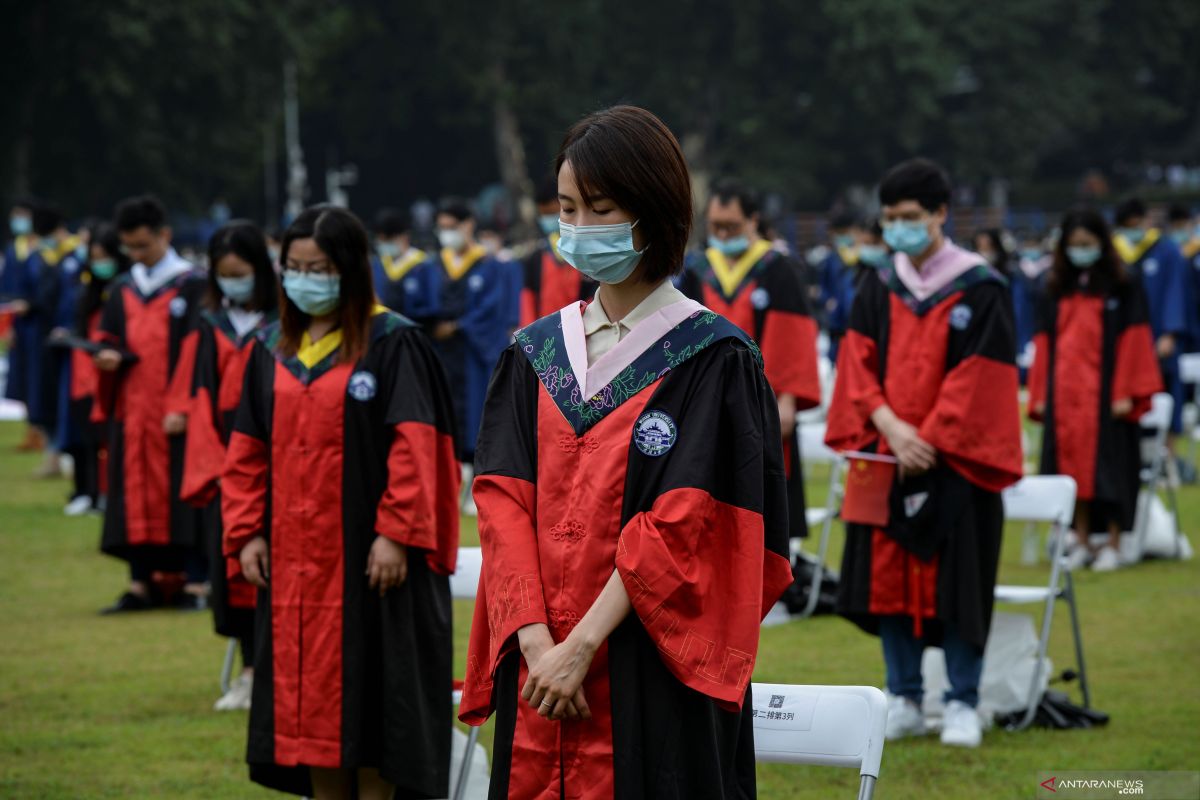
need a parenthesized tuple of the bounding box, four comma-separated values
(450, 546, 482, 600)
(1141, 393, 1175, 436)
(799, 422, 839, 465)
(1178, 353, 1200, 386)
(1001, 475, 1077, 526)
(751, 683, 887, 780)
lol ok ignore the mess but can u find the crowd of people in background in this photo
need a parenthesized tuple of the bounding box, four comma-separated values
(2, 103, 1199, 796)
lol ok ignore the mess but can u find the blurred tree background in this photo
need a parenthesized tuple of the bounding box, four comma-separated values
(3, 0, 1198, 228)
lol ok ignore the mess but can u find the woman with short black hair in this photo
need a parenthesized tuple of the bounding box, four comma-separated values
(460, 106, 793, 798)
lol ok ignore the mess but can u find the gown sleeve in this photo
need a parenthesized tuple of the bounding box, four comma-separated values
(825, 274, 888, 452)
(221, 340, 273, 558)
(459, 346, 547, 725)
(373, 327, 461, 575)
(760, 258, 822, 408)
(180, 325, 224, 506)
(91, 282, 127, 424)
(164, 328, 201, 417)
(1112, 281, 1164, 420)
(614, 340, 794, 711)
(917, 282, 1024, 492)
(1026, 293, 1052, 422)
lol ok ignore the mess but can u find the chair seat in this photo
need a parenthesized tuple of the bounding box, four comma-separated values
(806, 508, 833, 526)
(994, 584, 1061, 604)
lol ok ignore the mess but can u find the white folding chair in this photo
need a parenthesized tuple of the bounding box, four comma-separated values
(449, 546, 483, 800)
(994, 475, 1089, 730)
(1133, 392, 1184, 561)
(794, 422, 845, 619)
(1179, 353, 1200, 469)
(219, 638, 239, 694)
(752, 683, 887, 800)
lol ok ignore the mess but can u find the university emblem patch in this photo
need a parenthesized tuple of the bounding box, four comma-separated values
(949, 304, 972, 331)
(169, 296, 188, 318)
(633, 410, 677, 457)
(347, 370, 377, 402)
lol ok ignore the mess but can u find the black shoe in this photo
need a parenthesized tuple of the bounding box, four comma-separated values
(173, 592, 208, 611)
(100, 591, 154, 615)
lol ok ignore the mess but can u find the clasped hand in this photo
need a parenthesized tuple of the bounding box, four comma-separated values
(518, 623, 593, 722)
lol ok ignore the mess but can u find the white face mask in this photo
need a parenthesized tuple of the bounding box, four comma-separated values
(438, 228, 465, 250)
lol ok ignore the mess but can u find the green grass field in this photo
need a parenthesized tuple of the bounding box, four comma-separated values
(0, 419, 1197, 799)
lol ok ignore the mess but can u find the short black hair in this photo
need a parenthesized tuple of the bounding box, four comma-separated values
(710, 178, 760, 218)
(373, 207, 411, 237)
(1114, 198, 1147, 226)
(535, 175, 559, 206)
(32, 204, 65, 237)
(1167, 203, 1193, 224)
(206, 220, 279, 313)
(10, 197, 36, 215)
(437, 197, 474, 223)
(114, 194, 168, 233)
(879, 158, 951, 212)
(829, 211, 859, 231)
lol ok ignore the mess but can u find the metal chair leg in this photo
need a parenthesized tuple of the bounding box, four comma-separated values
(452, 725, 480, 800)
(1015, 525, 1066, 731)
(219, 638, 238, 695)
(858, 774, 877, 800)
(800, 460, 841, 619)
(1063, 572, 1090, 710)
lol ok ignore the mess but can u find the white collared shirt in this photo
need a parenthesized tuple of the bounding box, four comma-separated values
(581, 280, 687, 367)
(130, 248, 193, 296)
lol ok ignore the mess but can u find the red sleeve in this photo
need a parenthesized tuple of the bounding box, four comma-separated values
(1111, 322, 1162, 421)
(616, 487, 792, 711)
(918, 354, 1024, 491)
(180, 387, 223, 507)
(374, 421, 461, 575)
(825, 328, 886, 452)
(760, 310, 821, 408)
(221, 430, 269, 557)
(1026, 332, 1049, 422)
(164, 330, 199, 416)
(519, 287, 537, 328)
(459, 474, 548, 725)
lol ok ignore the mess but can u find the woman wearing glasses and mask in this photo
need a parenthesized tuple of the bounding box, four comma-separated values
(221, 205, 460, 800)
(459, 106, 794, 799)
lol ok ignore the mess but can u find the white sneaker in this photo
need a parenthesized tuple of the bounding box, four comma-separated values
(214, 674, 253, 711)
(940, 700, 982, 748)
(885, 694, 927, 740)
(1060, 533, 1092, 571)
(64, 495, 94, 516)
(1091, 546, 1121, 572)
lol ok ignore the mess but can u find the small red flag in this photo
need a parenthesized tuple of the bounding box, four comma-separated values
(840, 452, 897, 527)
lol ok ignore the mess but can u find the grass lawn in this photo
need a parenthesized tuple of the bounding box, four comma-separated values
(0, 419, 1197, 798)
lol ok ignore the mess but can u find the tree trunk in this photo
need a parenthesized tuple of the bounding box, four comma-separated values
(490, 58, 536, 242)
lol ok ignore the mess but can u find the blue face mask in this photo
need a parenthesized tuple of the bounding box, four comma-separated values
(834, 234, 856, 250)
(858, 244, 890, 268)
(557, 219, 647, 284)
(1168, 228, 1190, 245)
(74, 243, 88, 262)
(283, 270, 341, 315)
(90, 258, 118, 280)
(376, 241, 401, 259)
(217, 275, 256, 304)
(708, 235, 750, 257)
(538, 214, 560, 237)
(1020, 248, 1042, 262)
(10, 216, 31, 236)
(1067, 246, 1101, 269)
(1116, 227, 1145, 245)
(882, 220, 932, 257)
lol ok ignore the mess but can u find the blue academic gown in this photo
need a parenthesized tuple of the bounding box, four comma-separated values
(427, 249, 519, 460)
(818, 249, 859, 363)
(371, 248, 437, 320)
(51, 255, 85, 450)
(2, 236, 38, 405)
(1010, 264, 1048, 382)
(1128, 235, 1190, 431)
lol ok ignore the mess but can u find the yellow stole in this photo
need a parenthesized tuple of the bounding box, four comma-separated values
(440, 245, 486, 282)
(705, 239, 773, 297)
(1113, 229, 1161, 265)
(296, 304, 390, 368)
(381, 248, 426, 282)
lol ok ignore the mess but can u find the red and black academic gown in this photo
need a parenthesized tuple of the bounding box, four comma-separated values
(679, 241, 822, 538)
(825, 259, 1023, 648)
(519, 234, 596, 327)
(459, 299, 795, 799)
(221, 310, 460, 798)
(94, 266, 208, 561)
(1027, 279, 1162, 532)
(173, 306, 277, 638)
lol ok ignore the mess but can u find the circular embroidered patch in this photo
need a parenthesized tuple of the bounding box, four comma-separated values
(169, 296, 188, 318)
(633, 410, 677, 457)
(751, 287, 771, 310)
(403, 277, 420, 293)
(1143, 258, 1159, 275)
(468, 273, 485, 291)
(949, 303, 972, 331)
(347, 370, 377, 402)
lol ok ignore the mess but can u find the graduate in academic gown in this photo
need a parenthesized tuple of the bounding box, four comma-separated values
(460, 106, 794, 799)
(520, 175, 596, 327)
(93, 195, 208, 613)
(825, 159, 1023, 749)
(1113, 198, 1190, 435)
(370, 207, 433, 319)
(1028, 209, 1162, 572)
(427, 197, 519, 463)
(164, 221, 279, 709)
(678, 179, 821, 540)
(222, 206, 460, 799)
(3, 199, 41, 454)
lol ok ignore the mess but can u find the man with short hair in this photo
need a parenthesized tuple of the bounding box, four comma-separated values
(3, 198, 44, 451)
(371, 207, 430, 318)
(94, 194, 208, 613)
